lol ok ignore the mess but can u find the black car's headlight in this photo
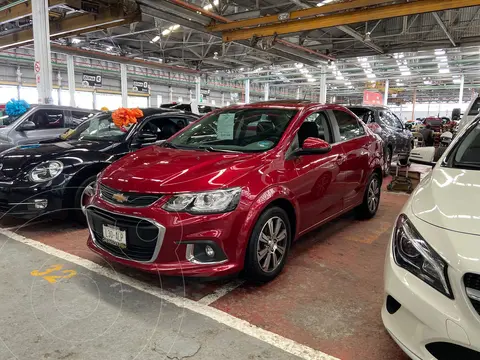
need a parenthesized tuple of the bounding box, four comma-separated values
(162, 188, 241, 214)
(393, 214, 453, 299)
(29, 161, 63, 183)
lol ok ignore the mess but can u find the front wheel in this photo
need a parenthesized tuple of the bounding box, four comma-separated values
(244, 207, 291, 283)
(355, 173, 381, 220)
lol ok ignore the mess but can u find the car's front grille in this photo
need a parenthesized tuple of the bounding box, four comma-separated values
(100, 184, 162, 207)
(86, 206, 163, 262)
(464, 273, 480, 314)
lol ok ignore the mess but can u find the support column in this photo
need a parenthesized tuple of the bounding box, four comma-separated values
(32, 0, 53, 104)
(319, 65, 327, 103)
(92, 90, 97, 110)
(384, 79, 389, 106)
(412, 88, 417, 121)
(296, 86, 301, 100)
(120, 63, 128, 107)
(264, 83, 269, 101)
(16, 66, 21, 100)
(221, 92, 225, 107)
(459, 74, 465, 107)
(245, 78, 250, 104)
(169, 86, 173, 103)
(67, 55, 76, 107)
(195, 76, 201, 102)
(57, 71, 62, 105)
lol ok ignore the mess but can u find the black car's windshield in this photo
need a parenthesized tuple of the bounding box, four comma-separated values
(348, 107, 375, 123)
(169, 108, 298, 152)
(448, 118, 480, 169)
(68, 113, 131, 142)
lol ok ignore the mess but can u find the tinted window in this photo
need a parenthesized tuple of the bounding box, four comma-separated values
(140, 117, 181, 140)
(348, 107, 375, 124)
(448, 119, 480, 169)
(469, 98, 480, 116)
(304, 112, 332, 143)
(30, 109, 64, 130)
(389, 112, 403, 129)
(333, 110, 365, 141)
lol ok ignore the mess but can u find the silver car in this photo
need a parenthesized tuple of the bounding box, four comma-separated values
(0, 105, 98, 145)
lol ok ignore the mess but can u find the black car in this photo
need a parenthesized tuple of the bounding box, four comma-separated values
(0, 108, 199, 223)
(348, 106, 414, 175)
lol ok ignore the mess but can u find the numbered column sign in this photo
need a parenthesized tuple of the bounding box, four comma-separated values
(133, 80, 149, 93)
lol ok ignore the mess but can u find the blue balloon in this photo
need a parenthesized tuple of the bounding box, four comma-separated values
(5, 98, 30, 117)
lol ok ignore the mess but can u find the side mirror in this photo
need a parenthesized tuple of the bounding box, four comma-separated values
(293, 137, 331, 156)
(17, 120, 36, 131)
(134, 132, 157, 146)
(409, 147, 436, 167)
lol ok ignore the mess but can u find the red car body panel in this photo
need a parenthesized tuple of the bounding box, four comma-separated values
(87, 102, 383, 277)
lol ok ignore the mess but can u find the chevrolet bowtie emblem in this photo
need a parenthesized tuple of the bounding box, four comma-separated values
(112, 193, 129, 203)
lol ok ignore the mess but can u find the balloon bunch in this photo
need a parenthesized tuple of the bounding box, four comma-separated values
(112, 108, 143, 132)
(5, 99, 30, 117)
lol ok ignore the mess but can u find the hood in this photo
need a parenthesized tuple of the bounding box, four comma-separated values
(412, 167, 480, 236)
(0, 140, 118, 179)
(101, 146, 263, 193)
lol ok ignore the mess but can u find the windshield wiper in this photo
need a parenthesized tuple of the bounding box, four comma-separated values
(200, 146, 242, 153)
(163, 142, 178, 149)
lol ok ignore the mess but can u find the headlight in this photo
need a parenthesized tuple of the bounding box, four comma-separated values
(163, 187, 241, 214)
(29, 161, 63, 183)
(393, 214, 453, 299)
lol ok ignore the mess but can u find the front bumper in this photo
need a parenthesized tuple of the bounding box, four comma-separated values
(86, 195, 249, 277)
(0, 181, 64, 219)
(382, 229, 480, 359)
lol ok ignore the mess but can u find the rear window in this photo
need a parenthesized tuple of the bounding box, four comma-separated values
(468, 98, 480, 116)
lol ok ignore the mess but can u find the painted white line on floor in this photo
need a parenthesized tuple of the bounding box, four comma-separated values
(0, 229, 339, 360)
(197, 278, 245, 305)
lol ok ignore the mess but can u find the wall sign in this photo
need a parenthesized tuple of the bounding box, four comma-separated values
(363, 90, 383, 105)
(133, 80, 149, 93)
(82, 73, 102, 88)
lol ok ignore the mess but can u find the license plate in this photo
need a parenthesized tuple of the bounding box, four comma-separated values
(102, 224, 126, 248)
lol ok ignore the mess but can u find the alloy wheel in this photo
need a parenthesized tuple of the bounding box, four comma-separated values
(367, 178, 380, 213)
(257, 216, 287, 273)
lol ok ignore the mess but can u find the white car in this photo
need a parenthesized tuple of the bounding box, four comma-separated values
(382, 116, 480, 359)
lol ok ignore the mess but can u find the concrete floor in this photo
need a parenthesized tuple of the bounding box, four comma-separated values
(0, 186, 411, 360)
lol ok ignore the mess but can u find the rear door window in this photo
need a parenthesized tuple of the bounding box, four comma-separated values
(333, 110, 365, 142)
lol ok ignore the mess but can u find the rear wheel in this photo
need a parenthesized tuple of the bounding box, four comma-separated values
(355, 173, 381, 220)
(244, 207, 291, 282)
(72, 175, 97, 225)
(384, 147, 392, 176)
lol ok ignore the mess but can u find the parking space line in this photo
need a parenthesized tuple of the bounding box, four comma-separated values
(0, 228, 339, 360)
(197, 278, 245, 305)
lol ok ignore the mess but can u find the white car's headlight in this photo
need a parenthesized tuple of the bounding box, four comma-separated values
(163, 188, 241, 214)
(393, 214, 453, 298)
(29, 161, 63, 183)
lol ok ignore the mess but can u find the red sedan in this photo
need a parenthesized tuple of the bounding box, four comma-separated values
(86, 101, 384, 281)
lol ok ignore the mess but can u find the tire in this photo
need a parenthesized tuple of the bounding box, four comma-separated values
(244, 206, 291, 283)
(72, 175, 97, 225)
(384, 147, 392, 177)
(355, 172, 381, 220)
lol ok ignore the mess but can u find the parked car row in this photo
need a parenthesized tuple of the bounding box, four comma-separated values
(0, 100, 384, 281)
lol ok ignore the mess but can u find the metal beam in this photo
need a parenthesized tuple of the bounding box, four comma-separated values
(0, 0, 81, 26)
(209, 0, 398, 32)
(432, 12, 456, 46)
(222, 0, 480, 42)
(0, 9, 139, 50)
(336, 25, 384, 53)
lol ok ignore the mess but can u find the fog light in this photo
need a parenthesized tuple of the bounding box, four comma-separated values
(205, 245, 215, 258)
(34, 199, 48, 209)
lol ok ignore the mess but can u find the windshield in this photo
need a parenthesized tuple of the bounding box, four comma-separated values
(169, 107, 298, 152)
(68, 113, 132, 142)
(447, 118, 480, 169)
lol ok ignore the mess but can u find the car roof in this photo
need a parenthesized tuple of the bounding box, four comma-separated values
(224, 100, 339, 111)
(32, 104, 99, 112)
(347, 105, 388, 111)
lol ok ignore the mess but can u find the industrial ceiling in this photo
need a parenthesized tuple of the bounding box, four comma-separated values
(0, 0, 480, 102)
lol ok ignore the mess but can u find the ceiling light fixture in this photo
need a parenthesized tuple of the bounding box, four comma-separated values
(162, 29, 171, 36)
(151, 35, 160, 43)
(71, 38, 81, 44)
